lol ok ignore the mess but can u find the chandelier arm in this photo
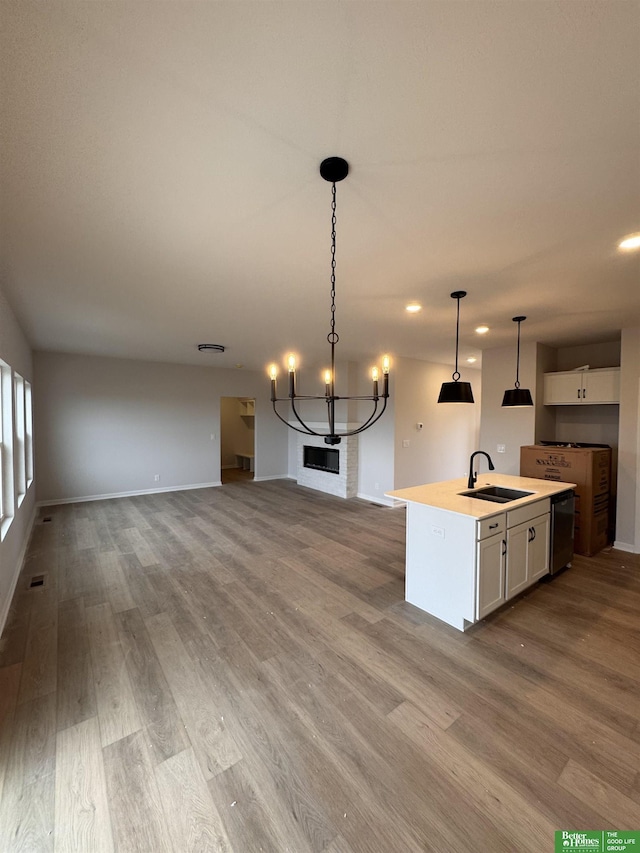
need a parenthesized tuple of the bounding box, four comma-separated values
(272, 394, 329, 401)
(347, 398, 388, 435)
(271, 400, 322, 435)
(289, 394, 323, 435)
(325, 405, 387, 439)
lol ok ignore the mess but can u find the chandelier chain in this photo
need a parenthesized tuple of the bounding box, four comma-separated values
(328, 182, 339, 346)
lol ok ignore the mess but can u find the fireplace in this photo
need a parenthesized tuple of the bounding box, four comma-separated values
(303, 445, 339, 474)
(296, 430, 358, 499)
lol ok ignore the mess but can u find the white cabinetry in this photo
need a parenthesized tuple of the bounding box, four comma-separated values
(476, 531, 506, 620)
(543, 368, 620, 405)
(475, 500, 550, 618)
(400, 487, 554, 631)
(505, 511, 550, 598)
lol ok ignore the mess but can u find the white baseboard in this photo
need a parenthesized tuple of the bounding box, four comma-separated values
(0, 504, 37, 639)
(36, 481, 223, 507)
(356, 492, 397, 507)
(613, 540, 639, 554)
(253, 474, 292, 482)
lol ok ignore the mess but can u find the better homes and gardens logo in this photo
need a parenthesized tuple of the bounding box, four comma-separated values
(555, 831, 639, 852)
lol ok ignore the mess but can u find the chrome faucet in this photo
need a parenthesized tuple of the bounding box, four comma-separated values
(468, 451, 495, 489)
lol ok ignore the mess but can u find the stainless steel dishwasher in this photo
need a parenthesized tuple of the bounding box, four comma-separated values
(549, 489, 575, 574)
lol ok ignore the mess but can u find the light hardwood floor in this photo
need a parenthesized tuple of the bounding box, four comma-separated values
(1, 480, 639, 852)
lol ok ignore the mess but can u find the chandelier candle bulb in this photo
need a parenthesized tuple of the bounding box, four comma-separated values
(324, 370, 332, 397)
(287, 354, 296, 397)
(372, 366, 379, 398)
(269, 365, 278, 402)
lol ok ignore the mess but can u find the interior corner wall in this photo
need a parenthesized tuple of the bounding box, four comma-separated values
(616, 327, 640, 551)
(0, 283, 35, 636)
(534, 343, 557, 442)
(33, 352, 288, 504)
(393, 357, 481, 489)
(479, 342, 537, 475)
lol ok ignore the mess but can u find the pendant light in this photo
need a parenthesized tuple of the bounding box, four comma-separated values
(438, 291, 474, 403)
(502, 316, 534, 407)
(268, 157, 390, 445)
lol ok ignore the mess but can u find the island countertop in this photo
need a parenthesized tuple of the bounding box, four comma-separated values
(386, 472, 576, 519)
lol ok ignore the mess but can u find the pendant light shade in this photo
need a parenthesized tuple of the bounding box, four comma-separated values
(502, 387, 534, 407)
(502, 316, 534, 407)
(438, 291, 474, 404)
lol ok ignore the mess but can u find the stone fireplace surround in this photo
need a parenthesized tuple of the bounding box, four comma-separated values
(296, 428, 358, 499)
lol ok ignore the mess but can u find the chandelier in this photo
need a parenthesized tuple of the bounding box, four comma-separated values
(269, 157, 390, 445)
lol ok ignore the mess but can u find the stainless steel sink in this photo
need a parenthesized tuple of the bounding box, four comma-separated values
(459, 485, 534, 503)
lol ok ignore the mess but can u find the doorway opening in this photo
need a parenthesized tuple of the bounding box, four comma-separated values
(220, 397, 255, 484)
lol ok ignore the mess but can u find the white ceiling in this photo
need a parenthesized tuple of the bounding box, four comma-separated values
(1, 1, 639, 375)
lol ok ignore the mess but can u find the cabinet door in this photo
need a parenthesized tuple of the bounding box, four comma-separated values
(476, 533, 506, 620)
(543, 372, 582, 405)
(528, 514, 550, 582)
(582, 369, 620, 404)
(506, 522, 529, 599)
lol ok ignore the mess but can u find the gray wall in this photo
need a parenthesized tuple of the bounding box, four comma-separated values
(0, 283, 35, 635)
(34, 352, 288, 503)
(479, 341, 538, 475)
(556, 340, 621, 371)
(616, 327, 640, 551)
(393, 357, 481, 489)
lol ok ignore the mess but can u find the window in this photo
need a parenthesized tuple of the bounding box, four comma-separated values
(25, 380, 33, 487)
(14, 373, 26, 506)
(0, 358, 14, 537)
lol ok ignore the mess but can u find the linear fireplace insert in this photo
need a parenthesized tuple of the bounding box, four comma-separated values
(303, 445, 339, 474)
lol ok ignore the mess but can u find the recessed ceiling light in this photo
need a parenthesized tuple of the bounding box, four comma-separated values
(466, 357, 477, 363)
(618, 233, 640, 251)
(405, 303, 422, 313)
(475, 325, 489, 335)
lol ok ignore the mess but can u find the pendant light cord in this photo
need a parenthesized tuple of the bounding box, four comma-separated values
(515, 319, 521, 388)
(453, 294, 461, 381)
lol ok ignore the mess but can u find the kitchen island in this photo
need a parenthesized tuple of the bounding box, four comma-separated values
(387, 473, 576, 631)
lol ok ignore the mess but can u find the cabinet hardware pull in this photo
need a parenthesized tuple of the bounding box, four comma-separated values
(489, 523, 498, 529)
(528, 526, 534, 542)
(501, 540, 507, 556)
(577, 388, 580, 399)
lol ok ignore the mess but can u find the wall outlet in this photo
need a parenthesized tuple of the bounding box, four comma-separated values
(154, 474, 160, 482)
(431, 525, 445, 538)
(402, 439, 410, 448)
(416, 422, 423, 431)
(210, 433, 216, 441)
(375, 482, 380, 490)
(497, 444, 506, 453)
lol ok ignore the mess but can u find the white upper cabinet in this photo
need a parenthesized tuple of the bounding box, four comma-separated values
(543, 368, 620, 405)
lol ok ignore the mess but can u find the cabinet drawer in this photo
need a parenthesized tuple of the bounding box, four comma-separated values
(477, 514, 505, 540)
(507, 498, 550, 528)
